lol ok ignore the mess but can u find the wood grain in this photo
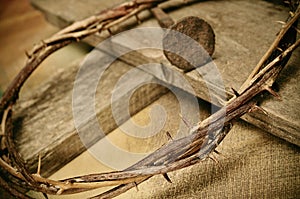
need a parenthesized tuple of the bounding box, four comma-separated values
(14, 56, 167, 177)
(31, 0, 299, 144)
(13, 0, 298, 177)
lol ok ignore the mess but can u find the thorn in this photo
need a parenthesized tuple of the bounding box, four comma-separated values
(214, 149, 226, 160)
(276, 47, 283, 52)
(250, 105, 268, 115)
(96, 24, 103, 32)
(214, 149, 221, 155)
(107, 28, 113, 36)
(210, 154, 225, 171)
(162, 173, 172, 183)
(209, 153, 225, 171)
(135, 14, 142, 24)
(56, 188, 64, 195)
(275, 20, 286, 25)
(208, 154, 219, 164)
(25, 50, 32, 59)
(36, 154, 42, 176)
(231, 87, 240, 97)
(264, 86, 282, 100)
(42, 193, 49, 199)
(134, 182, 139, 192)
(179, 113, 191, 128)
(165, 131, 173, 141)
(41, 40, 47, 47)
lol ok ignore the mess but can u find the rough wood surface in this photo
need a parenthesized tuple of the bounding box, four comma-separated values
(31, 0, 299, 146)
(32, 93, 299, 199)
(12, 0, 297, 178)
(0, 0, 297, 198)
(14, 55, 167, 177)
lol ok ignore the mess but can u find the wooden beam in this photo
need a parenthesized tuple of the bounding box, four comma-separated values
(14, 57, 167, 177)
(32, 0, 299, 144)
(14, 0, 298, 177)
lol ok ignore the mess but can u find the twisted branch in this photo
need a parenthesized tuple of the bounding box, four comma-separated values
(0, 0, 298, 198)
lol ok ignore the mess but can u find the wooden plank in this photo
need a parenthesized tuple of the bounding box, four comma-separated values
(43, 93, 299, 199)
(14, 55, 167, 177)
(30, 0, 125, 28)
(31, 0, 299, 145)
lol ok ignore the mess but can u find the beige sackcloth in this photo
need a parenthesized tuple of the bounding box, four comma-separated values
(43, 91, 299, 199)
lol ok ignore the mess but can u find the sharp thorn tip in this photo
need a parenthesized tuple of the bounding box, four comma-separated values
(163, 173, 172, 183)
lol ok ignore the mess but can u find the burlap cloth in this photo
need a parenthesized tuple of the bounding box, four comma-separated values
(2, 0, 298, 198)
(114, 93, 300, 199)
(12, 81, 299, 199)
